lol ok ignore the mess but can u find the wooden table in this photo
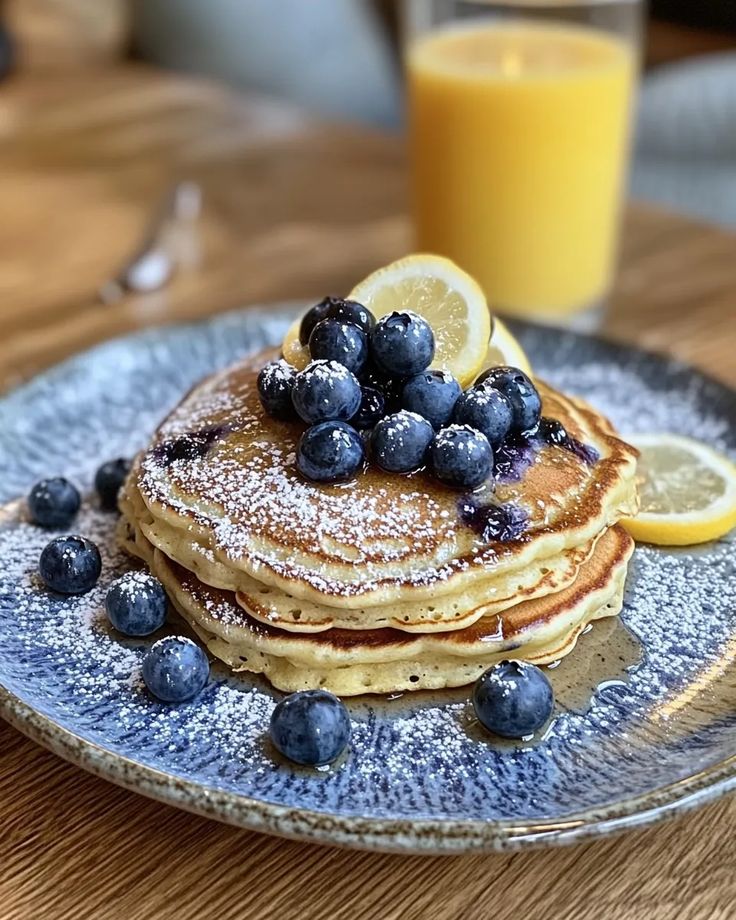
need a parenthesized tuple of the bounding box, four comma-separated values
(1, 66, 735, 920)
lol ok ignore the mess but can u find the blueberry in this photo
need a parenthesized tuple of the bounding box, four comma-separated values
(472, 660, 554, 738)
(536, 417, 599, 465)
(291, 360, 362, 424)
(39, 535, 102, 594)
(258, 359, 297, 420)
(105, 571, 167, 636)
(359, 362, 385, 391)
(28, 477, 80, 528)
(430, 425, 493, 489)
(322, 298, 375, 337)
(475, 366, 541, 433)
(370, 410, 434, 473)
(536, 417, 569, 447)
(309, 320, 368, 375)
(297, 421, 364, 483)
(401, 370, 461, 430)
(361, 363, 406, 413)
(299, 296, 375, 345)
(371, 311, 435, 377)
(299, 296, 341, 345)
(142, 636, 209, 703)
(95, 458, 131, 511)
(351, 385, 385, 430)
(269, 689, 351, 766)
(453, 387, 514, 447)
(382, 377, 408, 413)
(458, 499, 528, 542)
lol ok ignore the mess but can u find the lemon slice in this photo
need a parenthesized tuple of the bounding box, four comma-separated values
(622, 433, 736, 546)
(483, 317, 533, 377)
(282, 317, 310, 371)
(348, 254, 491, 387)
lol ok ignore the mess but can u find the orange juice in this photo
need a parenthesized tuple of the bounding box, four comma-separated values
(407, 23, 635, 318)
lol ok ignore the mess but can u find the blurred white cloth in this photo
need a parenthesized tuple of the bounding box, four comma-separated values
(133, 2, 736, 226)
(131, 0, 401, 127)
(632, 53, 736, 227)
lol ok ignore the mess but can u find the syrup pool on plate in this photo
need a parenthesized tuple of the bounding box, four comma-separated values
(361, 616, 643, 750)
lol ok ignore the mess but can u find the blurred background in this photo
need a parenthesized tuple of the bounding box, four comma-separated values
(1, 0, 735, 391)
(4, 0, 736, 226)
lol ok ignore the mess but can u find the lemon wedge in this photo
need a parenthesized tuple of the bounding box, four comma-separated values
(348, 254, 491, 387)
(622, 433, 736, 546)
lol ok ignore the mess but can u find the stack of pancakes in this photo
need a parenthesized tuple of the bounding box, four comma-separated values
(119, 349, 639, 696)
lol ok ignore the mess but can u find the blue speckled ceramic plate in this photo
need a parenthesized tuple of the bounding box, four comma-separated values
(1, 306, 735, 854)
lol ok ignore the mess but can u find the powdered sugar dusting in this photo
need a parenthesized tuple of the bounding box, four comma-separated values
(138, 364, 473, 594)
(2, 495, 735, 822)
(537, 352, 733, 453)
(135, 356, 628, 599)
(0, 309, 735, 835)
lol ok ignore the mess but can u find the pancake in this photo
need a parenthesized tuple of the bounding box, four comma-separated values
(121, 481, 601, 633)
(121, 348, 638, 609)
(119, 344, 640, 695)
(121, 520, 634, 695)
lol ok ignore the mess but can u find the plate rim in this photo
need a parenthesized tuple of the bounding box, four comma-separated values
(2, 306, 736, 855)
(4, 680, 736, 854)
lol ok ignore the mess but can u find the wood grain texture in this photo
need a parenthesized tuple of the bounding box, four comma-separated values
(5, 0, 129, 70)
(1, 65, 736, 920)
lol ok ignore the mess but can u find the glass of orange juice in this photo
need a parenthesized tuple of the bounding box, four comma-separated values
(405, 0, 643, 328)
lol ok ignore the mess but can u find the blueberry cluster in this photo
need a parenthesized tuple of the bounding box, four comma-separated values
(259, 297, 544, 489)
(29, 459, 210, 704)
(33, 457, 132, 595)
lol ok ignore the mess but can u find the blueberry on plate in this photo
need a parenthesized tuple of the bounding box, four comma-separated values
(430, 424, 493, 489)
(291, 360, 362, 424)
(401, 370, 461, 430)
(370, 410, 434, 473)
(95, 458, 131, 511)
(142, 636, 210, 703)
(39, 535, 102, 594)
(371, 311, 435, 377)
(351, 385, 385, 430)
(269, 689, 351, 766)
(105, 571, 168, 636)
(475, 366, 541, 433)
(453, 386, 514, 447)
(472, 660, 554, 738)
(297, 420, 364, 483)
(299, 296, 375, 345)
(27, 477, 81, 528)
(308, 319, 368, 375)
(257, 359, 297, 420)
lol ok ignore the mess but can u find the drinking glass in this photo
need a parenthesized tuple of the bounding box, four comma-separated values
(404, 0, 643, 328)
